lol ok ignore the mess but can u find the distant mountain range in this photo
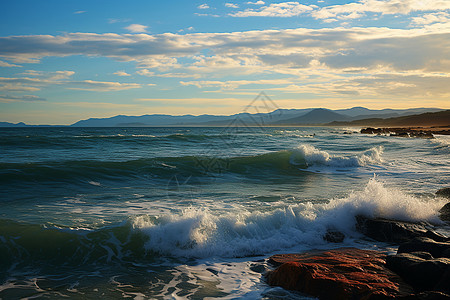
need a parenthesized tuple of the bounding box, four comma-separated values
(1, 107, 448, 127)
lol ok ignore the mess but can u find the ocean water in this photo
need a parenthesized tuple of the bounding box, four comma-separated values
(0, 126, 449, 299)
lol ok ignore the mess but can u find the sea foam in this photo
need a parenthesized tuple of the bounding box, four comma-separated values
(291, 144, 384, 169)
(134, 178, 446, 258)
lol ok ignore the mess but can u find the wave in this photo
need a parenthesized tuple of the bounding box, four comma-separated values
(2, 178, 445, 269)
(292, 144, 384, 169)
(430, 135, 450, 153)
(0, 145, 385, 185)
(0, 219, 151, 271)
(134, 178, 445, 258)
(0, 133, 232, 149)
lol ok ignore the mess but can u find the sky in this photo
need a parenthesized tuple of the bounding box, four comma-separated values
(0, 0, 449, 124)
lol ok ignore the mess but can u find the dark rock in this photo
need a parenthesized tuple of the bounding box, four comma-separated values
(267, 248, 414, 299)
(404, 251, 434, 260)
(439, 202, 450, 222)
(361, 127, 385, 134)
(355, 215, 433, 244)
(397, 237, 450, 259)
(436, 188, 450, 199)
(386, 252, 450, 293)
(399, 291, 450, 299)
(323, 229, 345, 243)
(435, 268, 450, 295)
(249, 262, 269, 274)
(423, 230, 449, 243)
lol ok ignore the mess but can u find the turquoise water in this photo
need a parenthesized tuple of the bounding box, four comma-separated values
(0, 126, 449, 298)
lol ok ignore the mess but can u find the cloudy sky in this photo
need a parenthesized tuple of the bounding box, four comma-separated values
(1, 0, 449, 124)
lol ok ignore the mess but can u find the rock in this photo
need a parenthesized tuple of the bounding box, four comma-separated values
(361, 127, 385, 134)
(267, 248, 414, 300)
(355, 215, 434, 244)
(439, 202, 450, 222)
(397, 237, 450, 259)
(249, 262, 269, 275)
(323, 229, 345, 243)
(436, 188, 450, 199)
(386, 252, 450, 293)
(399, 291, 450, 299)
(435, 268, 450, 296)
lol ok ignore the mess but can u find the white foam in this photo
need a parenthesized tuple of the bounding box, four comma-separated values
(292, 144, 384, 169)
(133, 178, 446, 259)
(431, 135, 450, 152)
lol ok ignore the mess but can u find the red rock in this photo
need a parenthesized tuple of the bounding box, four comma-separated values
(267, 248, 414, 300)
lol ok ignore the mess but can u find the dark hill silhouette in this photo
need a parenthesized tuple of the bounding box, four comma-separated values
(328, 110, 450, 127)
(275, 108, 351, 125)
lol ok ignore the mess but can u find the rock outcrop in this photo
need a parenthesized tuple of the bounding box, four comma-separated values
(267, 248, 414, 300)
(439, 203, 450, 222)
(386, 252, 450, 294)
(360, 127, 436, 138)
(355, 215, 444, 244)
(266, 200, 450, 299)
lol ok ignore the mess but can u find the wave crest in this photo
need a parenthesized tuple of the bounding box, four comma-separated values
(133, 178, 445, 258)
(293, 144, 384, 168)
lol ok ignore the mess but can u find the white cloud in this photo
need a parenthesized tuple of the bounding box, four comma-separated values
(0, 60, 21, 67)
(1, 27, 450, 100)
(178, 26, 195, 33)
(312, 0, 450, 21)
(225, 3, 239, 8)
(180, 79, 293, 90)
(247, 1, 265, 5)
(198, 4, 210, 9)
(67, 80, 141, 91)
(113, 71, 131, 76)
(108, 18, 131, 24)
(0, 71, 75, 91)
(0, 94, 46, 102)
(411, 12, 450, 25)
(124, 24, 148, 33)
(0, 71, 141, 92)
(136, 69, 155, 76)
(231, 2, 315, 17)
(74, 10, 86, 14)
(194, 13, 220, 17)
(1, 28, 450, 74)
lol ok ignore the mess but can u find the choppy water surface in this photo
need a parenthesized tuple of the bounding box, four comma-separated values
(0, 127, 449, 299)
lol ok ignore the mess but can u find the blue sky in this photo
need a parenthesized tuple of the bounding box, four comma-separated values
(1, 0, 449, 124)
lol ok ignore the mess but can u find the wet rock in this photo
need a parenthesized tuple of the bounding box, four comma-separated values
(397, 237, 450, 259)
(361, 127, 385, 134)
(399, 291, 450, 299)
(323, 229, 345, 243)
(267, 248, 414, 300)
(436, 188, 450, 199)
(386, 252, 450, 293)
(355, 215, 433, 244)
(249, 262, 269, 275)
(439, 202, 450, 222)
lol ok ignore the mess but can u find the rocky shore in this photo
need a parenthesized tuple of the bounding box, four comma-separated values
(266, 188, 450, 299)
(360, 127, 450, 137)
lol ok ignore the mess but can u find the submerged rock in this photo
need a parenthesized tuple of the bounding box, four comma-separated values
(323, 229, 345, 243)
(267, 248, 414, 300)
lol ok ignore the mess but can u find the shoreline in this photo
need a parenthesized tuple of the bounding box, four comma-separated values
(361, 126, 450, 136)
(265, 189, 450, 299)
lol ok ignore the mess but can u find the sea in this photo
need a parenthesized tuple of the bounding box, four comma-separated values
(0, 125, 449, 299)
